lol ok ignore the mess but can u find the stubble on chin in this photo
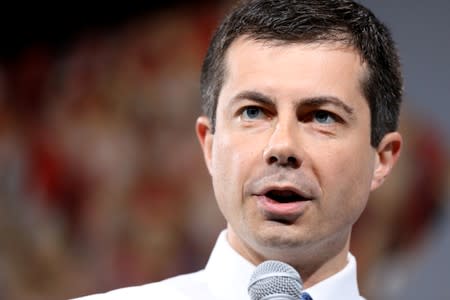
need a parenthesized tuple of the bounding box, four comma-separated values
(245, 220, 313, 252)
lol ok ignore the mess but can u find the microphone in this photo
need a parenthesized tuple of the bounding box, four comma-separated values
(248, 260, 303, 300)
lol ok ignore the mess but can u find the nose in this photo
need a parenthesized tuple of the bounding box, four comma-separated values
(263, 120, 302, 169)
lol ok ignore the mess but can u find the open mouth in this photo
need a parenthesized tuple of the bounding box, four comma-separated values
(258, 189, 311, 223)
(265, 190, 309, 203)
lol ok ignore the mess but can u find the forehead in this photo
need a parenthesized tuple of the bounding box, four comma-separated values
(220, 36, 368, 106)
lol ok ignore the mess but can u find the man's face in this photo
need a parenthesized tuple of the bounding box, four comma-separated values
(197, 37, 401, 268)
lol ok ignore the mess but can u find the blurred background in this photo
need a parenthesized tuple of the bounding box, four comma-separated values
(0, 1, 448, 299)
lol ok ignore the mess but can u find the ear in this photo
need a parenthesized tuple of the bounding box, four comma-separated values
(196, 116, 214, 175)
(370, 132, 403, 191)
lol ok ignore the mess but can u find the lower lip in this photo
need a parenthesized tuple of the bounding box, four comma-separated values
(255, 195, 310, 218)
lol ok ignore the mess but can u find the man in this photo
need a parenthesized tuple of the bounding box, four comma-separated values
(75, 0, 402, 299)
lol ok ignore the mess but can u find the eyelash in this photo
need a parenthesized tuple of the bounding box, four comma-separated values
(240, 106, 268, 120)
(310, 110, 341, 124)
(238, 106, 343, 125)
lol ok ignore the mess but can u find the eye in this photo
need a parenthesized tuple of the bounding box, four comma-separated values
(241, 106, 265, 120)
(312, 110, 338, 124)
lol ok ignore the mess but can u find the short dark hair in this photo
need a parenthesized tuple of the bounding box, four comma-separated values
(200, 0, 402, 147)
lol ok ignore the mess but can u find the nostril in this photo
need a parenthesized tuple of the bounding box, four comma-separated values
(267, 154, 299, 168)
(268, 156, 278, 164)
(287, 156, 298, 166)
(281, 156, 299, 168)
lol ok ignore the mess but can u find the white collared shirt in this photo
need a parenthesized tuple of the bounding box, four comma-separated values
(74, 230, 365, 300)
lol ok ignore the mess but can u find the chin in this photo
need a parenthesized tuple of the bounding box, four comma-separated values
(251, 222, 311, 250)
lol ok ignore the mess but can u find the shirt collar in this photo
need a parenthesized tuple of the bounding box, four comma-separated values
(205, 230, 363, 300)
(205, 230, 254, 300)
(305, 253, 363, 300)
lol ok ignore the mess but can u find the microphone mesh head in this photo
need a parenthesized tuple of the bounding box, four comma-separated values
(248, 260, 303, 300)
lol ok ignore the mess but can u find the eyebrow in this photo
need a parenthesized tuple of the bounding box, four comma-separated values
(301, 96, 355, 118)
(231, 90, 275, 106)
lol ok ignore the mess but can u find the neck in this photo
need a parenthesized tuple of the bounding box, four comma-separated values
(227, 225, 351, 289)
(294, 235, 350, 288)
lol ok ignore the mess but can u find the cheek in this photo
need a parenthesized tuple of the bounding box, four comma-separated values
(210, 134, 259, 213)
(317, 141, 375, 219)
(212, 136, 246, 181)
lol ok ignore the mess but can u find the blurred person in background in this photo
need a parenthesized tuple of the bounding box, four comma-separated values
(0, 3, 224, 299)
(74, 0, 404, 299)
